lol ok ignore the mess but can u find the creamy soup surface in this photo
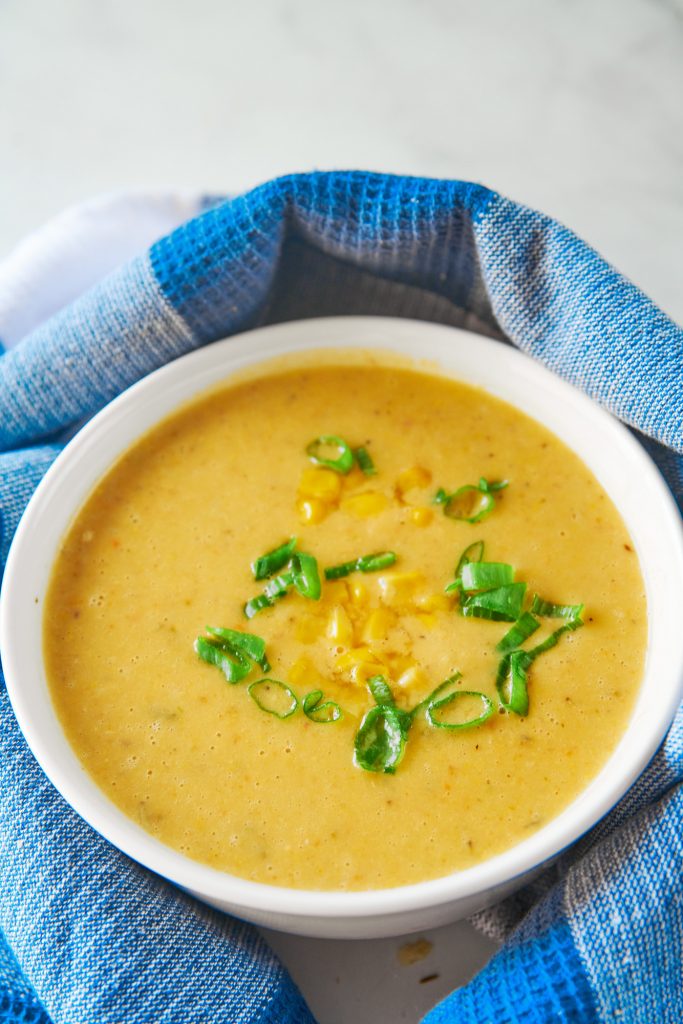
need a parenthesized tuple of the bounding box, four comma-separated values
(44, 357, 646, 890)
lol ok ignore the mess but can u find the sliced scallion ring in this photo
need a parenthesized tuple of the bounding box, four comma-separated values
(290, 551, 322, 600)
(496, 612, 540, 655)
(248, 679, 298, 719)
(426, 689, 495, 730)
(204, 627, 270, 672)
(461, 582, 527, 622)
(460, 561, 514, 592)
(251, 537, 297, 580)
(354, 446, 377, 476)
(303, 689, 343, 723)
(306, 435, 354, 474)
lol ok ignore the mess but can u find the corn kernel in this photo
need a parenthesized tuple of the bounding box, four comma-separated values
(361, 607, 396, 642)
(336, 646, 379, 669)
(295, 615, 324, 644)
(396, 465, 432, 494)
(289, 656, 321, 688)
(298, 467, 342, 503)
(297, 497, 328, 524)
(409, 507, 433, 527)
(415, 592, 451, 613)
(341, 491, 388, 518)
(327, 605, 354, 646)
(348, 578, 369, 605)
(377, 571, 424, 605)
(349, 660, 387, 686)
(396, 665, 430, 691)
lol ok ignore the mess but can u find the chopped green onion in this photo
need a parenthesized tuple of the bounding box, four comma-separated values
(324, 551, 396, 580)
(426, 690, 495, 730)
(306, 435, 354, 474)
(455, 540, 484, 579)
(461, 582, 527, 622)
(444, 485, 494, 523)
(243, 594, 277, 619)
(194, 635, 252, 683)
(248, 679, 298, 719)
(358, 551, 396, 573)
(204, 627, 270, 672)
(525, 616, 584, 660)
(353, 675, 413, 774)
(264, 571, 294, 599)
(496, 650, 531, 716)
(438, 478, 508, 524)
(461, 561, 514, 592)
(290, 552, 321, 600)
(410, 673, 462, 720)
(354, 446, 377, 476)
(530, 595, 585, 621)
(303, 689, 343, 723)
(251, 537, 297, 580)
(496, 612, 540, 655)
(368, 674, 395, 706)
(324, 559, 358, 581)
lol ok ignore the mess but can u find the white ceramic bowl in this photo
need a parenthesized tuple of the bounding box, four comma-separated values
(2, 317, 683, 939)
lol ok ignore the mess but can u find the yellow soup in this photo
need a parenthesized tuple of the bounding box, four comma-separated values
(44, 358, 646, 890)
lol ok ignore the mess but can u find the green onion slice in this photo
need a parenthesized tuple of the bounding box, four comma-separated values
(290, 552, 322, 600)
(410, 673, 462, 720)
(204, 627, 270, 672)
(264, 572, 294, 600)
(248, 679, 298, 719)
(525, 616, 584, 660)
(303, 689, 343, 723)
(353, 675, 413, 774)
(251, 537, 297, 580)
(306, 435, 354, 474)
(444, 485, 494, 524)
(324, 551, 396, 580)
(496, 651, 531, 716)
(461, 561, 514, 592)
(496, 612, 540, 655)
(432, 488, 449, 505)
(426, 690, 495, 730)
(354, 446, 377, 476)
(243, 594, 277, 619)
(455, 540, 485, 579)
(461, 582, 527, 622)
(194, 635, 252, 684)
(368, 674, 395, 706)
(530, 595, 585, 621)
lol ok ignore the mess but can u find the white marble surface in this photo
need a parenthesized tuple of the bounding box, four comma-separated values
(1, 1, 681, 1022)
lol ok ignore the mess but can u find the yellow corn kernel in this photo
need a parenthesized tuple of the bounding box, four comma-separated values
(396, 465, 432, 494)
(295, 615, 324, 644)
(327, 605, 354, 646)
(361, 607, 397, 643)
(396, 665, 430, 691)
(297, 497, 328, 524)
(289, 656, 321, 688)
(377, 571, 424, 605)
(348, 578, 369, 605)
(349, 660, 388, 686)
(341, 491, 388, 518)
(415, 612, 438, 630)
(336, 646, 379, 669)
(415, 592, 452, 613)
(409, 507, 433, 528)
(298, 467, 342, 503)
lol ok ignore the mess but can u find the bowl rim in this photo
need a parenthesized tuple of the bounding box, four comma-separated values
(2, 315, 683, 922)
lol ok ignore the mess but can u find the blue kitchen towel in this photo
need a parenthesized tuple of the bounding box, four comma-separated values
(0, 171, 681, 1024)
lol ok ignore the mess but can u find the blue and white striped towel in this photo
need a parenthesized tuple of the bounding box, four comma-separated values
(0, 172, 681, 1023)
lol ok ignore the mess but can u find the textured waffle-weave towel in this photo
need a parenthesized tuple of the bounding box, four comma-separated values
(0, 172, 681, 1024)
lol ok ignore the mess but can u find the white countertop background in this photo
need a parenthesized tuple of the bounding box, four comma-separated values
(1, 0, 681, 1021)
